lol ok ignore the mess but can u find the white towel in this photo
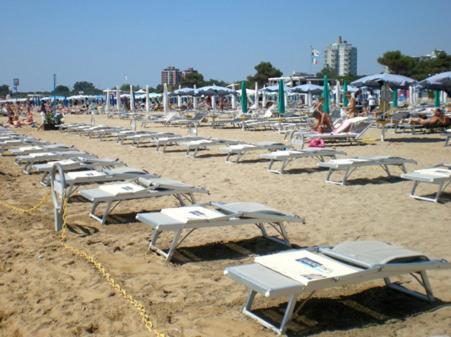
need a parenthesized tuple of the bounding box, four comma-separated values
(98, 183, 146, 196)
(161, 206, 225, 224)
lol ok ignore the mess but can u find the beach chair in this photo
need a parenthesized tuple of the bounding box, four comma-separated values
(222, 141, 286, 163)
(225, 240, 450, 335)
(169, 111, 207, 127)
(53, 166, 157, 198)
(9, 144, 73, 156)
(318, 156, 416, 185)
(154, 135, 204, 152)
(180, 138, 241, 157)
(444, 129, 451, 146)
(15, 150, 92, 174)
(79, 177, 208, 224)
(260, 148, 347, 174)
(290, 117, 374, 148)
(136, 202, 304, 262)
(32, 157, 124, 186)
(401, 166, 451, 203)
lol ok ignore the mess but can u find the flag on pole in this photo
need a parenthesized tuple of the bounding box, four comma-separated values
(311, 47, 320, 65)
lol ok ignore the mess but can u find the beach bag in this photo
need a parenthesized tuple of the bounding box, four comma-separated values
(308, 138, 325, 148)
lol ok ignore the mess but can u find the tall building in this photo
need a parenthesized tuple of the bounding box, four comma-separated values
(182, 67, 198, 77)
(324, 36, 357, 76)
(161, 66, 182, 86)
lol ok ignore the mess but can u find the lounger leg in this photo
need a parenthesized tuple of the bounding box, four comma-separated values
(235, 152, 242, 163)
(165, 229, 182, 262)
(89, 201, 113, 225)
(225, 152, 232, 162)
(384, 272, 435, 302)
(280, 159, 289, 174)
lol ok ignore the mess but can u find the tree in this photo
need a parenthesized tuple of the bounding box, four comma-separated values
(181, 71, 205, 88)
(54, 85, 70, 96)
(72, 81, 102, 95)
(0, 85, 11, 98)
(247, 62, 283, 87)
(119, 83, 141, 92)
(316, 65, 338, 80)
(377, 51, 416, 77)
(204, 79, 228, 87)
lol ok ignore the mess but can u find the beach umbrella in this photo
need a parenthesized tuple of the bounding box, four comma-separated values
(335, 80, 341, 105)
(177, 85, 182, 108)
(351, 73, 416, 89)
(343, 80, 349, 107)
(434, 90, 441, 107)
(173, 87, 197, 96)
(278, 79, 285, 114)
(419, 71, 451, 95)
(193, 84, 198, 110)
(197, 85, 235, 96)
(289, 83, 323, 94)
(231, 84, 237, 110)
(163, 83, 168, 114)
(240, 81, 248, 113)
(105, 90, 110, 113)
(254, 82, 259, 109)
(262, 88, 267, 109)
(391, 88, 398, 108)
(129, 85, 135, 112)
(322, 75, 330, 113)
(116, 86, 121, 111)
(145, 85, 150, 112)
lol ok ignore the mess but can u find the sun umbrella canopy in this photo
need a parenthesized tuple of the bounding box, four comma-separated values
(261, 84, 289, 93)
(196, 85, 235, 96)
(289, 83, 323, 94)
(173, 87, 197, 96)
(352, 73, 416, 89)
(419, 71, 451, 95)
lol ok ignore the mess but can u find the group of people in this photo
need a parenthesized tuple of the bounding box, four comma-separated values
(1, 101, 35, 127)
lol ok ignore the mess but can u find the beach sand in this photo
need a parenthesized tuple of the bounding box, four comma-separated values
(0, 114, 450, 337)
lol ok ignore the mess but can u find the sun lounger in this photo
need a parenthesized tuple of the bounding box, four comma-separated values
(154, 135, 204, 152)
(15, 150, 91, 174)
(9, 144, 72, 156)
(401, 166, 451, 203)
(32, 157, 124, 186)
(222, 141, 286, 163)
(260, 148, 347, 174)
(318, 156, 416, 185)
(53, 166, 157, 198)
(180, 138, 241, 157)
(290, 117, 374, 148)
(136, 201, 304, 262)
(79, 177, 208, 224)
(225, 240, 450, 335)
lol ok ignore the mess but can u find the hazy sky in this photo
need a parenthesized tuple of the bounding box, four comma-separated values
(1, 0, 450, 91)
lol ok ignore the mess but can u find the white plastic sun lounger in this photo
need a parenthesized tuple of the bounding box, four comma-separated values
(401, 166, 451, 203)
(225, 240, 450, 335)
(15, 150, 91, 174)
(260, 148, 347, 174)
(32, 157, 124, 186)
(290, 117, 374, 148)
(0, 138, 45, 151)
(180, 138, 241, 157)
(318, 156, 416, 185)
(53, 167, 157, 198)
(222, 141, 286, 163)
(79, 177, 208, 224)
(155, 135, 204, 152)
(9, 144, 72, 156)
(136, 202, 304, 262)
(444, 129, 450, 146)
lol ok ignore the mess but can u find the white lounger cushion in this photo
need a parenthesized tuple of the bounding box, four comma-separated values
(414, 168, 451, 178)
(66, 170, 107, 179)
(98, 182, 146, 196)
(161, 206, 226, 223)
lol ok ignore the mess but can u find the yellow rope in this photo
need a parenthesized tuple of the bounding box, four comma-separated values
(0, 192, 167, 337)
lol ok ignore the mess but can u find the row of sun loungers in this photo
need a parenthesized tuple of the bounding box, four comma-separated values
(1, 126, 450, 335)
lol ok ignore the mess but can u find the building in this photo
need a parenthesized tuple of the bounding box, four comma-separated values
(267, 72, 322, 87)
(161, 66, 182, 87)
(182, 67, 198, 77)
(324, 36, 357, 76)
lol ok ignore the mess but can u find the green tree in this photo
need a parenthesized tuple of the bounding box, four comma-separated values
(377, 51, 416, 76)
(0, 84, 11, 98)
(204, 79, 228, 87)
(72, 81, 102, 95)
(181, 71, 205, 87)
(247, 62, 283, 87)
(119, 83, 141, 92)
(54, 85, 70, 96)
(316, 65, 338, 80)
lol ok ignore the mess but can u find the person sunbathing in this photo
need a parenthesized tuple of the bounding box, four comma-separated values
(311, 110, 333, 133)
(410, 108, 451, 127)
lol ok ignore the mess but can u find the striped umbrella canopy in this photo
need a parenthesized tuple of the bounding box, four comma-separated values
(289, 83, 323, 94)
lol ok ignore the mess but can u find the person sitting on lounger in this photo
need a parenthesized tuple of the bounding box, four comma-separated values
(410, 108, 451, 127)
(311, 106, 333, 133)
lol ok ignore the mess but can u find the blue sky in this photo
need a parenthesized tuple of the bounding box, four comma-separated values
(1, 0, 450, 91)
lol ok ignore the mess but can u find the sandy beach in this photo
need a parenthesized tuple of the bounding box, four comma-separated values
(0, 114, 450, 337)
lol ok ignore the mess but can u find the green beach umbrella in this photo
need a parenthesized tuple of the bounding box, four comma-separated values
(322, 75, 330, 113)
(434, 90, 441, 107)
(278, 79, 285, 114)
(391, 88, 398, 108)
(343, 80, 348, 107)
(240, 81, 248, 113)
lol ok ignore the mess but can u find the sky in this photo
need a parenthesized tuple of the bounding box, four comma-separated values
(1, 0, 450, 91)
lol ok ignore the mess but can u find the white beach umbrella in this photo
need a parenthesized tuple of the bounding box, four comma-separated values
(193, 84, 198, 110)
(254, 82, 259, 109)
(116, 86, 121, 111)
(145, 85, 150, 112)
(129, 85, 134, 112)
(177, 85, 182, 108)
(163, 83, 169, 114)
